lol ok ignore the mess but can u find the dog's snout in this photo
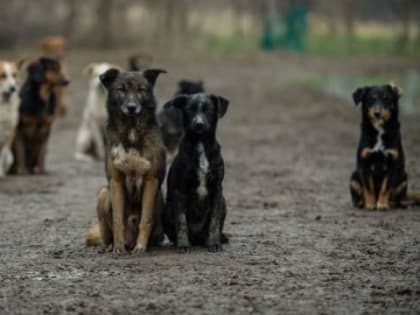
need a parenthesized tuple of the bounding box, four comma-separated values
(61, 77, 70, 86)
(9, 86, 16, 93)
(126, 103, 138, 114)
(374, 111, 381, 119)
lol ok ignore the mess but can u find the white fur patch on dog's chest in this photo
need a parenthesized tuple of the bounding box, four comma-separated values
(373, 124, 385, 152)
(196, 142, 209, 199)
(129, 129, 137, 143)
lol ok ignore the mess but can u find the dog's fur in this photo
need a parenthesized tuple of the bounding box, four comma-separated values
(40, 36, 69, 116)
(163, 93, 229, 253)
(85, 68, 167, 254)
(0, 61, 22, 177)
(75, 63, 116, 161)
(10, 57, 69, 175)
(350, 84, 408, 210)
(158, 80, 205, 161)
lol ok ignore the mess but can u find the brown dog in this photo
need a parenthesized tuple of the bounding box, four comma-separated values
(40, 36, 69, 116)
(11, 57, 69, 174)
(85, 68, 166, 254)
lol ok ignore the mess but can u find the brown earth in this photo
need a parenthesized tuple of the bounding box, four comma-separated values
(0, 52, 419, 315)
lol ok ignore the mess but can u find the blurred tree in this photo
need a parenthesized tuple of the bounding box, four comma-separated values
(97, 0, 115, 49)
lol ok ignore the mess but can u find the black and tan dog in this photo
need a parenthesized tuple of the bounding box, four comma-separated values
(164, 93, 229, 253)
(85, 68, 166, 254)
(349, 83, 416, 210)
(158, 80, 205, 161)
(10, 57, 69, 174)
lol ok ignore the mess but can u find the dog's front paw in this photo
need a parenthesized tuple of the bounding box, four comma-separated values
(113, 244, 127, 255)
(16, 167, 28, 175)
(177, 245, 191, 254)
(133, 244, 147, 254)
(208, 244, 222, 253)
(365, 203, 376, 210)
(376, 202, 389, 210)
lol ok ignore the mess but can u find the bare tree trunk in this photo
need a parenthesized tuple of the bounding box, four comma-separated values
(63, 0, 78, 40)
(97, 0, 114, 49)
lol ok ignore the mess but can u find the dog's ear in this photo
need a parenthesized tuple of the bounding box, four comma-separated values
(100, 68, 120, 89)
(27, 61, 44, 83)
(171, 95, 189, 112)
(387, 82, 403, 100)
(352, 87, 368, 106)
(143, 68, 167, 87)
(16, 59, 25, 70)
(210, 94, 229, 118)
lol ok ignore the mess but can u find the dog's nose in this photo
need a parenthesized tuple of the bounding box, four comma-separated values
(126, 103, 137, 114)
(374, 111, 381, 119)
(61, 77, 70, 86)
(9, 86, 16, 93)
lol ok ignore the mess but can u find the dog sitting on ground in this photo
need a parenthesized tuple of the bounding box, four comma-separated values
(40, 36, 69, 116)
(163, 93, 229, 253)
(158, 80, 205, 162)
(0, 61, 22, 177)
(75, 63, 117, 161)
(85, 68, 166, 253)
(10, 57, 69, 175)
(350, 83, 414, 210)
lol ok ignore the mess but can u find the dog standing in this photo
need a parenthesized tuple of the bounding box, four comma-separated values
(11, 57, 69, 175)
(164, 93, 229, 253)
(75, 63, 115, 161)
(85, 68, 166, 253)
(158, 80, 205, 162)
(350, 84, 409, 210)
(0, 61, 21, 177)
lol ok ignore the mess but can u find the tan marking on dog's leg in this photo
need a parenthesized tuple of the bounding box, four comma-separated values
(394, 181, 407, 196)
(110, 171, 126, 254)
(363, 176, 376, 210)
(360, 148, 372, 159)
(97, 186, 113, 250)
(135, 177, 159, 252)
(377, 177, 390, 210)
(385, 148, 399, 160)
(351, 180, 362, 195)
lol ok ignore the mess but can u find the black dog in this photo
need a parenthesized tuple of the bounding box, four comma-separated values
(158, 80, 205, 161)
(11, 57, 69, 174)
(164, 93, 229, 253)
(350, 84, 407, 210)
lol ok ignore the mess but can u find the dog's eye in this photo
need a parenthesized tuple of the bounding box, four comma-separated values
(0, 73, 6, 79)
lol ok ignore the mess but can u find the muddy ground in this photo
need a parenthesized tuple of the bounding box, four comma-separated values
(0, 52, 420, 314)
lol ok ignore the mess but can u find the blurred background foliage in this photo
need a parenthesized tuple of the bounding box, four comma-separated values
(1, 0, 420, 58)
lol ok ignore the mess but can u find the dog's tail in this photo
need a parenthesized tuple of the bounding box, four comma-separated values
(407, 191, 420, 205)
(85, 224, 102, 247)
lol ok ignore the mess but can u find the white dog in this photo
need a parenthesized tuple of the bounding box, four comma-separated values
(75, 63, 116, 161)
(0, 61, 21, 177)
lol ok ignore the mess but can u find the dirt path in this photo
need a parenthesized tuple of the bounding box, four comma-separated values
(0, 53, 419, 314)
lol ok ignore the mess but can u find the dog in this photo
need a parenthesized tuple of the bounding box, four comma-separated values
(85, 68, 167, 254)
(350, 83, 411, 210)
(158, 80, 205, 162)
(10, 57, 69, 175)
(40, 36, 69, 116)
(0, 61, 22, 177)
(75, 63, 116, 161)
(163, 93, 229, 253)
